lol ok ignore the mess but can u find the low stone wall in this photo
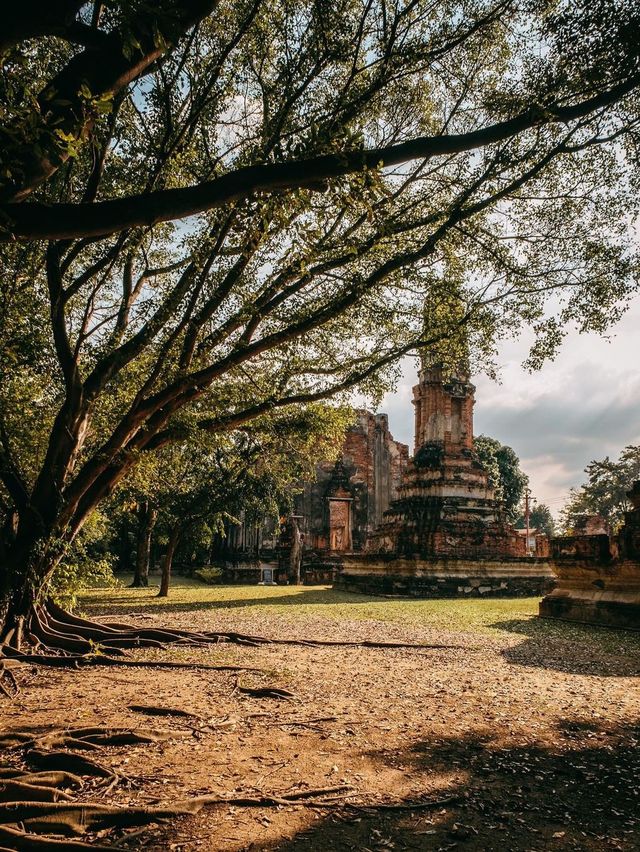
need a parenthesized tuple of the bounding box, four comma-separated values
(540, 533, 640, 630)
(303, 564, 337, 585)
(334, 555, 554, 598)
(221, 563, 262, 584)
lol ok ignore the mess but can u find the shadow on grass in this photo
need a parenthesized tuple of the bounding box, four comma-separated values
(256, 720, 640, 851)
(489, 616, 640, 677)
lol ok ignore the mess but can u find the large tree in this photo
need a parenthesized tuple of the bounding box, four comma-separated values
(560, 444, 640, 532)
(474, 434, 528, 522)
(1, 0, 640, 634)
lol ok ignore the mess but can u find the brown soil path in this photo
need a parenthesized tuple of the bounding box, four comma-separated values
(1, 587, 639, 851)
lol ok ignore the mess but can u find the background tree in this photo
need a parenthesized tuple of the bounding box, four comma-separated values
(474, 435, 528, 522)
(115, 403, 351, 596)
(131, 501, 157, 588)
(1, 0, 640, 634)
(560, 445, 640, 532)
(515, 502, 556, 537)
(45, 506, 117, 609)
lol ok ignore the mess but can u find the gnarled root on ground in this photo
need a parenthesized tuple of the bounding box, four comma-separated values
(3, 599, 462, 662)
(0, 720, 460, 848)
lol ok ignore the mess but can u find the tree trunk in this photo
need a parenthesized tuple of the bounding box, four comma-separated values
(0, 529, 58, 638)
(131, 501, 157, 588)
(157, 525, 181, 598)
(289, 520, 303, 586)
(117, 516, 134, 574)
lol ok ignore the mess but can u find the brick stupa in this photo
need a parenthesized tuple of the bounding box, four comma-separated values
(335, 364, 554, 597)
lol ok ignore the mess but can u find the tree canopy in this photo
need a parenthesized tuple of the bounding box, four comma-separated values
(515, 502, 555, 538)
(1, 0, 640, 629)
(473, 434, 528, 522)
(560, 444, 640, 532)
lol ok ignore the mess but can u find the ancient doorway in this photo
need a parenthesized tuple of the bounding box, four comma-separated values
(328, 498, 352, 551)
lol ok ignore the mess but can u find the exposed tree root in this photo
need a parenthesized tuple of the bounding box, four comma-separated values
(0, 784, 358, 834)
(343, 794, 461, 811)
(0, 719, 462, 849)
(280, 784, 354, 800)
(4, 728, 173, 753)
(2, 649, 264, 674)
(0, 786, 459, 839)
(0, 779, 73, 802)
(235, 683, 296, 700)
(26, 750, 115, 779)
(29, 602, 464, 656)
(0, 824, 116, 850)
(127, 704, 199, 719)
(0, 771, 84, 789)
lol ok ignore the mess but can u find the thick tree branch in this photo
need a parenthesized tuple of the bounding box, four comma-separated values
(1, 0, 218, 203)
(3, 76, 638, 241)
(0, 1, 85, 53)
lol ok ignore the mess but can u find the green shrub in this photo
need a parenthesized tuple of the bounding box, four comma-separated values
(47, 510, 117, 608)
(194, 566, 224, 584)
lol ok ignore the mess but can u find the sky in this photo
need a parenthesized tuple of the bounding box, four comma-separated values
(376, 295, 640, 517)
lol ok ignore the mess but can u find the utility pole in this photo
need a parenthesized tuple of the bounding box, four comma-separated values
(524, 487, 531, 556)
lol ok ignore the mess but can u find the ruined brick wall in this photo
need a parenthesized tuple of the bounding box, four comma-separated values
(620, 483, 640, 561)
(535, 535, 550, 558)
(621, 510, 640, 561)
(294, 410, 408, 553)
(541, 497, 640, 629)
(550, 533, 613, 563)
(368, 497, 527, 560)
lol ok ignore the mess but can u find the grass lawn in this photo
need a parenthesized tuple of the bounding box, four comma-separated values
(79, 574, 640, 656)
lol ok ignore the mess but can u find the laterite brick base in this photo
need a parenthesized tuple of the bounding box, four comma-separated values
(335, 556, 554, 598)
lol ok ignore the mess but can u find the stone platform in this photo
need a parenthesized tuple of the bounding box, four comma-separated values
(539, 564, 640, 629)
(540, 523, 640, 630)
(540, 484, 640, 630)
(336, 555, 554, 598)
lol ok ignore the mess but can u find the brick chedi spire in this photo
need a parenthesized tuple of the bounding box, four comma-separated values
(365, 366, 525, 561)
(412, 363, 474, 454)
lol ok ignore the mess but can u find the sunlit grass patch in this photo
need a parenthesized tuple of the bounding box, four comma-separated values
(78, 575, 640, 656)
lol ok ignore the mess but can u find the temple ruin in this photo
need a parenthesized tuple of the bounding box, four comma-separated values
(540, 483, 640, 629)
(207, 364, 640, 626)
(333, 364, 554, 596)
(293, 411, 408, 579)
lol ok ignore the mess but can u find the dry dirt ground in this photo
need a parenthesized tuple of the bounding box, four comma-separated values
(2, 578, 639, 851)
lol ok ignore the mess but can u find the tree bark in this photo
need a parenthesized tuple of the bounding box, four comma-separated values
(157, 525, 181, 598)
(0, 531, 57, 638)
(288, 519, 303, 586)
(117, 517, 134, 574)
(131, 502, 157, 588)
